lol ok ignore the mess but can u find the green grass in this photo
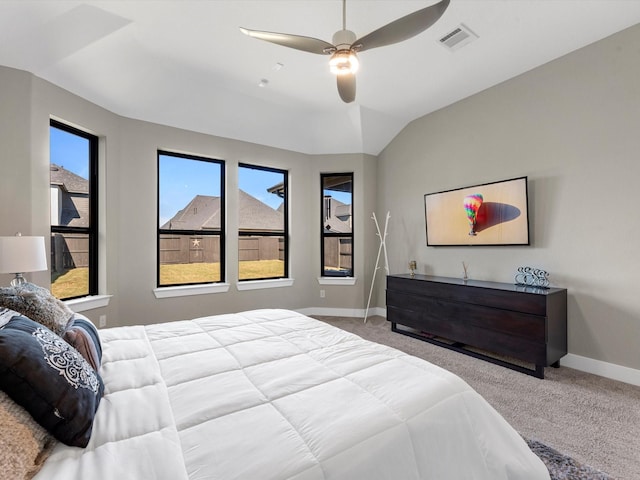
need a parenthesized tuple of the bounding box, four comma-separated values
(52, 261, 286, 299)
(238, 260, 284, 280)
(160, 260, 285, 284)
(160, 262, 221, 285)
(51, 267, 89, 299)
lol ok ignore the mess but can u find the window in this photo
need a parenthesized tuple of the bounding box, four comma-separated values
(238, 164, 288, 281)
(157, 151, 225, 287)
(321, 173, 353, 277)
(50, 120, 98, 300)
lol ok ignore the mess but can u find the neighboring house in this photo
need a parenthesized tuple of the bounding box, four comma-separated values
(322, 196, 353, 273)
(238, 190, 284, 232)
(161, 190, 284, 265)
(269, 179, 353, 270)
(161, 195, 222, 231)
(49, 164, 90, 273)
(323, 196, 351, 234)
(50, 164, 89, 227)
(162, 190, 283, 232)
(321, 174, 353, 273)
(268, 177, 352, 234)
(321, 174, 353, 234)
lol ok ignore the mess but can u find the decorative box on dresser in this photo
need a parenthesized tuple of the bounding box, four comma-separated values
(386, 274, 567, 378)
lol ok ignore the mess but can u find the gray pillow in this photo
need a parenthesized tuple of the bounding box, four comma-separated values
(63, 314, 102, 372)
(0, 283, 73, 335)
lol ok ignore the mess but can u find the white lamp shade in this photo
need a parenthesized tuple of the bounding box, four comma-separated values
(0, 236, 48, 274)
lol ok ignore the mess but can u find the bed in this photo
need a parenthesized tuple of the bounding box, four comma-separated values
(3, 305, 550, 479)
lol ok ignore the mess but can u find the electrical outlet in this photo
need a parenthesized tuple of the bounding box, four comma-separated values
(320, 289, 326, 298)
(99, 315, 107, 328)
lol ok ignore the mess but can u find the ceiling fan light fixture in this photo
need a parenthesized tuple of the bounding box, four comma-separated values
(241, 0, 450, 101)
(329, 49, 359, 75)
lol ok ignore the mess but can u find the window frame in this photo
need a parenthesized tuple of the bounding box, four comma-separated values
(320, 172, 354, 278)
(238, 163, 289, 282)
(157, 150, 226, 288)
(49, 119, 99, 300)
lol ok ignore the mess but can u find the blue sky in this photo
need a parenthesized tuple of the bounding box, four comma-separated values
(158, 154, 221, 225)
(50, 126, 90, 179)
(323, 188, 351, 205)
(51, 126, 351, 226)
(51, 126, 286, 225)
(158, 157, 286, 225)
(238, 166, 283, 210)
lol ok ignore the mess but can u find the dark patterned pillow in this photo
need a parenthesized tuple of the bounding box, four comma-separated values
(0, 307, 20, 327)
(0, 315, 104, 448)
(63, 314, 102, 372)
(0, 283, 73, 335)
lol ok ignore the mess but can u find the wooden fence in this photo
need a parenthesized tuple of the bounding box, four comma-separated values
(159, 235, 283, 264)
(53, 234, 346, 270)
(323, 237, 352, 271)
(51, 233, 88, 273)
(159, 235, 220, 264)
(238, 236, 284, 262)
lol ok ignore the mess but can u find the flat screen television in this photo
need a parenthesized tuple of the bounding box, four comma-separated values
(424, 176, 530, 246)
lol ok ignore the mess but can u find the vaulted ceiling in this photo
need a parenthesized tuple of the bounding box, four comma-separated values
(2, 1, 640, 155)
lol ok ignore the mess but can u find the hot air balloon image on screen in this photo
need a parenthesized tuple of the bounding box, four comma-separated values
(463, 193, 484, 236)
(424, 176, 529, 246)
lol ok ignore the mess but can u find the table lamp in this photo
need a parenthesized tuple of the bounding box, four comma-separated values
(0, 233, 48, 286)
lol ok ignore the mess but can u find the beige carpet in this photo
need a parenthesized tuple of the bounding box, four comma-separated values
(315, 315, 640, 480)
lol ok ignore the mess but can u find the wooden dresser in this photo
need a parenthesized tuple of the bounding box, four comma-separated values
(386, 274, 567, 378)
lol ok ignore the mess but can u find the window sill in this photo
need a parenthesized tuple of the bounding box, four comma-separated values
(236, 278, 294, 291)
(317, 277, 357, 286)
(153, 283, 230, 299)
(65, 294, 112, 312)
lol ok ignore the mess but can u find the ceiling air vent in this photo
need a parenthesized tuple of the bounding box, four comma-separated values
(439, 24, 477, 51)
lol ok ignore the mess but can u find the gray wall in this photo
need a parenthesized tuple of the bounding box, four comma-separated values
(2, 22, 638, 373)
(376, 24, 640, 371)
(0, 66, 377, 328)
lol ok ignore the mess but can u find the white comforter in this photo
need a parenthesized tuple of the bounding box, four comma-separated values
(36, 309, 549, 479)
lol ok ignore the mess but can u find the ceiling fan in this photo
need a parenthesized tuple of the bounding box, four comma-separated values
(240, 0, 450, 103)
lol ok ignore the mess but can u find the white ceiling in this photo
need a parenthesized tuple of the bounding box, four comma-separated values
(2, 1, 640, 155)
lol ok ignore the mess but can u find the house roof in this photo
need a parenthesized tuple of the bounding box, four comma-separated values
(324, 175, 352, 194)
(161, 195, 222, 230)
(162, 190, 283, 232)
(238, 190, 284, 232)
(50, 164, 88, 194)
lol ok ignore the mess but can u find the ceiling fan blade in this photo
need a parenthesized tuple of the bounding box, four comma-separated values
(353, 0, 450, 52)
(240, 27, 335, 55)
(337, 73, 356, 103)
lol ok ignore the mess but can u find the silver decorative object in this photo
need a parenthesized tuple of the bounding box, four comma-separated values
(409, 260, 417, 278)
(515, 266, 550, 288)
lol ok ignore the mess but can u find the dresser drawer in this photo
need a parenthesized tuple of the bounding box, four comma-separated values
(387, 290, 545, 341)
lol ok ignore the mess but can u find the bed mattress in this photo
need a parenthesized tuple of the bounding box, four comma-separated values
(35, 308, 549, 479)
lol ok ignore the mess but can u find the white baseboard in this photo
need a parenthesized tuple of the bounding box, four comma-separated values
(298, 307, 640, 387)
(561, 353, 640, 387)
(297, 306, 386, 319)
